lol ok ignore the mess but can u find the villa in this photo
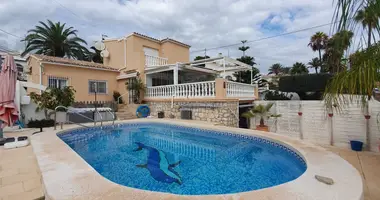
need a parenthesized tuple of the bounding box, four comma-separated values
(26, 32, 258, 127)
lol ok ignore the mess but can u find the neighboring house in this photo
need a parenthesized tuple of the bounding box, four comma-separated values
(0, 51, 28, 81)
(26, 32, 258, 127)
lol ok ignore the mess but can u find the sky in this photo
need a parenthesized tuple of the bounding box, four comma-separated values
(0, 0, 336, 73)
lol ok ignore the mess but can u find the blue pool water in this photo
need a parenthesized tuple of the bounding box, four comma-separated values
(58, 123, 306, 195)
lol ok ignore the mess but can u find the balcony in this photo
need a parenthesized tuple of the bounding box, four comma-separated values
(145, 54, 168, 67)
(145, 79, 256, 100)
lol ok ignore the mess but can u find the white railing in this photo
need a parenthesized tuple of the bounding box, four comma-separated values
(146, 81, 216, 98)
(226, 81, 255, 98)
(145, 54, 168, 67)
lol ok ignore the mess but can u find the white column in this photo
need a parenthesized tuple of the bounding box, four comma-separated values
(251, 69, 253, 85)
(223, 58, 226, 79)
(174, 63, 179, 85)
(146, 74, 152, 87)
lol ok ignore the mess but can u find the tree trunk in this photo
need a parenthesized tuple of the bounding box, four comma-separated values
(318, 49, 322, 73)
(259, 117, 265, 127)
(44, 109, 49, 119)
(368, 25, 372, 47)
(315, 67, 318, 74)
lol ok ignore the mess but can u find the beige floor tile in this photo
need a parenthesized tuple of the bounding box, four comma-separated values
(0, 169, 19, 179)
(23, 177, 41, 192)
(2, 187, 44, 200)
(0, 182, 24, 198)
(1, 172, 40, 186)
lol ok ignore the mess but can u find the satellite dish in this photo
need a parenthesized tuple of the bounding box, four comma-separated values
(94, 41, 106, 51)
(100, 49, 109, 58)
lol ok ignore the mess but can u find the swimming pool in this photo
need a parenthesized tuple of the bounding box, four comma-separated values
(58, 122, 306, 195)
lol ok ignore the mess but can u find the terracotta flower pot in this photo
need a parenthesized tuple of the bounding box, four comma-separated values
(256, 125, 269, 132)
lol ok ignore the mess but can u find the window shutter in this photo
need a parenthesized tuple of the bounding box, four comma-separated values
(106, 81, 108, 94)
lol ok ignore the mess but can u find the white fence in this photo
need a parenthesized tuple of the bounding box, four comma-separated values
(254, 100, 380, 152)
(145, 55, 168, 67)
(145, 81, 216, 98)
(226, 81, 255, 98)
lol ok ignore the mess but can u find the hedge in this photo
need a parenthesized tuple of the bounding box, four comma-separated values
(279, 74, 333, 92)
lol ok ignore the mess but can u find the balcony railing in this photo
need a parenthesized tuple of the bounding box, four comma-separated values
(145, 79, 256, 100)
(226, 81, 255, 98)
(145, 81, 216, 98)
(145, 54, 168, 67)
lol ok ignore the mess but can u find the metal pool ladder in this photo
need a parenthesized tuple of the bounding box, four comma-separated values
(54, 106, 115, 130)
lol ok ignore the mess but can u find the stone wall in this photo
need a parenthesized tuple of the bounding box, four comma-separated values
(147, 101, 239, 127)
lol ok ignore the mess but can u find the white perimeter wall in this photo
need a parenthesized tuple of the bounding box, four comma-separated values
(254, 100, 380, 152)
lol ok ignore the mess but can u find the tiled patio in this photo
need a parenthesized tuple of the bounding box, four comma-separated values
(0, 129, 44, 200)
(0, 127, 379, 200)
(323, 146, 380, 200)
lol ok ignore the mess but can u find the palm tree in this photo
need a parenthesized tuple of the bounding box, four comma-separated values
(326, 0, 380, 150)
(290, 62, 308, 75)
(126, 78, 146, 104)
(268, 63, 283, 75)
(308, 57, 321, 74)
(21, 20, 89, 59)
(323, 30, 354, 73)
(281, 67, 292, 75)
(354, 1, 379, 47)
(308, 32, 329, 65)
(242, 103, 281, 127)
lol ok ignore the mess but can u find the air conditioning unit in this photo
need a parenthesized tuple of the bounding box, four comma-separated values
(181, 109, 192, 120)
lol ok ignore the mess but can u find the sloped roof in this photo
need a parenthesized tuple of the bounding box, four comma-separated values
(30, 54, 118, 71)
(132, 32, 191, 48)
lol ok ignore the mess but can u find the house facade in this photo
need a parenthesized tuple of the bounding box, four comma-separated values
(27, 32, 258, 127)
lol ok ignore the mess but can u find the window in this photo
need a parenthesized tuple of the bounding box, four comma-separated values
(143, 47, 159, 57)
(89, 80, 108, 94)
(48, 76, 68, 89)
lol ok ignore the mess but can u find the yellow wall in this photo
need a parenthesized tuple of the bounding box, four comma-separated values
(161, 41, 190, 64)
(27, 56, 120, 102)
(103, 39, 125, 69)
(42, 64, 119, 101)
(27, 56, 42, 94)
(104, 34, 190, 80)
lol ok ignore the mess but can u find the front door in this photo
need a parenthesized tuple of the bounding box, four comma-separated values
(127, 78, 137, 104)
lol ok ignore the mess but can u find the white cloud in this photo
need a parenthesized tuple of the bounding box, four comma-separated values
(0, 0, 337, 73)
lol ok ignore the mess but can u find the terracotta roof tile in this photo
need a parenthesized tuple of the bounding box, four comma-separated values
(160, 38, 191, 48)
(31, 54, 118, 71)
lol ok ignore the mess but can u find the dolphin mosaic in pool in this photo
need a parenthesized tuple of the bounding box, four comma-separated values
(134, 142, 182, 185)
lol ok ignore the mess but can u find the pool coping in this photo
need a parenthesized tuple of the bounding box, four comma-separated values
(31, 119, 364, 200)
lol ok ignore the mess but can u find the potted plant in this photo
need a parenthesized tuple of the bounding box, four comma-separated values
(242, 103, 281, 132)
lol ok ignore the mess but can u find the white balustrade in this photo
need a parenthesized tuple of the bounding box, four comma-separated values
(145, 54, 168, 67)
(226, 81, 256, 98)
(145, 81, 216, 98)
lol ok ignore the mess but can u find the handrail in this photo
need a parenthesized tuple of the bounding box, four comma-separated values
(117, 92, 129, 104)
(66, 120, 91, 128)
(226, 81, 254, 86)
(105, 109, 115, 125)
(147, 81, 216, 88)
(94, 109, 103, 126)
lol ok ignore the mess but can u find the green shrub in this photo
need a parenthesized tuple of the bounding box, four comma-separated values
(27, 119, 55, 128)
(279, 74, 333, 100)
(279, 74, 333, 92)
(113, 91, 123, 104)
